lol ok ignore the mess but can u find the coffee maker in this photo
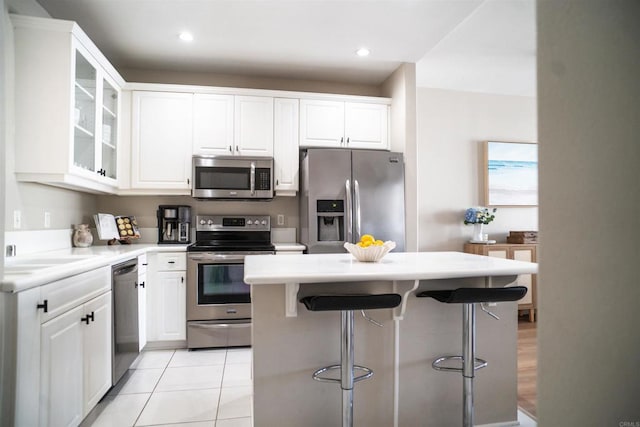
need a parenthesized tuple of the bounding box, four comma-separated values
(157, 205, 191, 244)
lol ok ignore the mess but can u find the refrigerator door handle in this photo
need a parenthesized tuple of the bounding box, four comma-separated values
(354, 179, 361, 241)
(345, 179, 353, 243)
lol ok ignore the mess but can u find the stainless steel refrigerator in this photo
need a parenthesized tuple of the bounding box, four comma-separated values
(300, 149, 405, 253)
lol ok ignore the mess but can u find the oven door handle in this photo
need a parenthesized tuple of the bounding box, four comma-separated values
(190, 322, 251, 329)
(188, 254, 247, 262)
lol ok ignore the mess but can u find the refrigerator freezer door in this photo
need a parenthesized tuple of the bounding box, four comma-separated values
(351, 150, 405, 251)
(301, 149, 351, 253)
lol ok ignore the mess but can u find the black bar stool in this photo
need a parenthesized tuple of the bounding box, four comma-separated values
(416, 286, 527, 427)
(300, 293, 402, 427)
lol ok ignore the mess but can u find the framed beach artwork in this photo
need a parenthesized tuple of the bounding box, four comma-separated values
(484, 141, 538, 206)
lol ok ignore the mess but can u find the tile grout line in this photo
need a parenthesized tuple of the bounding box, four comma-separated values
(214, 349, 230, 422)
(131, 350, 177, 427)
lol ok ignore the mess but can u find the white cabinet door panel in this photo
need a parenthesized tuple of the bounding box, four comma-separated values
(131, 92, 193, 189)
(235, 96, 274, 156)
(83, 292, 112, 414)
(345, 102, 389, 150)
(40, 305, 84, 427)
(157, 271, 186, 341)
(193, 94, 234, 156)
(299, 99, 344, 147)
(274, 98, 299, 194)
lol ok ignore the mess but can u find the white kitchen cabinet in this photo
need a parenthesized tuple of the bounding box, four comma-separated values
(300, 99, 389, 150)
(146, 252, 187, 345)
(193, 94, 235, 156)
(193, 94, 273, 157)
(274, 98, 299, 195)
(40, 304, 84, 427)
(138, 253, 148, 351)
(234, 96, 274, 156)
(12, 15, 125, 194)
(40, 292, 112, 426)
(81, 292, 112, 414)
(7, 267, 112, 426)
(131, 91, 193, 192)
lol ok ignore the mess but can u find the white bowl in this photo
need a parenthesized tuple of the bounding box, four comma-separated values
(344, 241, 396, 262)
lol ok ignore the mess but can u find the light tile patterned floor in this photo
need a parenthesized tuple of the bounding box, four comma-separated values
(81, 348, 252, 427)
(83, 347, 536, 427)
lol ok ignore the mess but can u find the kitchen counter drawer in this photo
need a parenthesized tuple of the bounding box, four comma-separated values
(156, 252, 186, 271)
(39, 266, 111, 324)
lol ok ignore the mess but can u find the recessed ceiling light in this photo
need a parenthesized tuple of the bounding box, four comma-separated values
(179, 32, 194, 42)
(356, 47, 370, 57)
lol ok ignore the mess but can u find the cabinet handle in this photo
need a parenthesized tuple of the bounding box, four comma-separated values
(139, 281, 145, 288)
(340, 137, 344, 145)
(168, 261, 175, 264)
(235, 146, 239, 152)
(134, 281, 138, 288)
(181, 276, 184, 283)
(187, 178, 190, 185)
(276, 179, 279, 186)
(81, 311, 95, 325)
(142, 263, 148, 266)
(228, 145, 232, 152)
(37, 300, 48, 313)
(346, 137, 350, 145)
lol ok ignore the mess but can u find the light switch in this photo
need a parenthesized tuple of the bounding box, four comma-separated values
(44, 212, 51, 228)
(277, 214, 285, 226)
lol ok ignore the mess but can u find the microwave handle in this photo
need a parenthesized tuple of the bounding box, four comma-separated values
(250, 161, 256, 196)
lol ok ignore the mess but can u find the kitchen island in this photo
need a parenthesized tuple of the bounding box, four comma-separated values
(244, 251, 537, 427)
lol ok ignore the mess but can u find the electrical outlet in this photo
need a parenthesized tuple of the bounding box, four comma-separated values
(277, 214, 285, 226)
(44, 212, 51, 228)
(13, 210, 21, 229)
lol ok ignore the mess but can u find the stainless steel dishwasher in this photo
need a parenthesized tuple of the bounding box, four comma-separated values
(112, 259, 139, 385)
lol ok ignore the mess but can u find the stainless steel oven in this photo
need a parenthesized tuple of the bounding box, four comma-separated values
(186, 215, 274, 349)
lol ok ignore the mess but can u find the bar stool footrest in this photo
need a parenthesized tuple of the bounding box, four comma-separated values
(312, 364, 374, 383)
(432, 355, 488, 372)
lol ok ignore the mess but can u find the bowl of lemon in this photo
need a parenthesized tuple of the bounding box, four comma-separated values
(344, 234, 396, 262)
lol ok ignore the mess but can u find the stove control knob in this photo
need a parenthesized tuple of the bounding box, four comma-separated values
(199, 219, 206, 225)
(261, 220, 267, 225)
(247, 220, 253, 225)
(207, 220, 214, 226)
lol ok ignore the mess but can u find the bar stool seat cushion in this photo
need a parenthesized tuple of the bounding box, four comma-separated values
(300, 294, 402, 312)
(416, 286, 527, 304)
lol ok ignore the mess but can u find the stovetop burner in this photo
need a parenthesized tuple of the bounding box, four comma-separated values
(188, 214, 274, 253)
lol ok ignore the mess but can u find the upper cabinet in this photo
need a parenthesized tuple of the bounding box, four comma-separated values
(193, 95, 273, 157)
(273, 98, 299, 195)
(12, 15, 125, 194)
(299, 99, 389, 150)
(131, 91, 193, 192)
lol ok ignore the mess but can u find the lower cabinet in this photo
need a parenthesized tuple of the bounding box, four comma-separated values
(138, 253, 148, 351)
(9, 267, 112, 427)
(40, 291, 112, 425)
(146, 252, 187, 345)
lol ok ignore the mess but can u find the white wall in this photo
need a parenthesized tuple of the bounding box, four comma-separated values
(416, 88, 537, 251)
(380, 63, 418, 251)
(537, 0, 640, 424)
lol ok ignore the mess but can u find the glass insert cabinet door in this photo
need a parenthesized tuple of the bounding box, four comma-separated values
(73, 50, 97, 173)
(101, 79, 118, 179)
(72, 47, 119, 181)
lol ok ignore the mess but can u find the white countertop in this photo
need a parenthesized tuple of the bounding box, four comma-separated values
(1, 244, 187, 293)
(244, 251, 538, 285)
(273, 242, 306, 252)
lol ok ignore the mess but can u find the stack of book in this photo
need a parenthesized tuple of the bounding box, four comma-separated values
(506, 230, 538, 244)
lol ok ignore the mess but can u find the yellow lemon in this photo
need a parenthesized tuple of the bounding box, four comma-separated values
(357, 242, 365, 247)
(361, 240, 373, 248)
(374, 240, 384, 246)
(360, 234, 375, 244)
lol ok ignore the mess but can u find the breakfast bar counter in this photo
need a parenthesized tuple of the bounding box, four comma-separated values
(244, 251, 537, 427)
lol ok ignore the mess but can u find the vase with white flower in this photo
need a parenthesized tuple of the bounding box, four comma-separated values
(464, 207, 497, 243)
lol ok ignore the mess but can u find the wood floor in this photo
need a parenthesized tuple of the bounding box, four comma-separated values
(517, 315, 537, 418)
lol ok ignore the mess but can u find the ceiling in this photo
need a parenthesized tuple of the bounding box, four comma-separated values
(33, 0, 536, 96)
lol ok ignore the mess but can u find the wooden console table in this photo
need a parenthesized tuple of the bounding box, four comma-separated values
(464, 243, 538, 322)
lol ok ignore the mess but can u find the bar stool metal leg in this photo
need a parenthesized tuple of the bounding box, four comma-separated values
(462, 303, 475, 427)
(341, 310, 354, 427)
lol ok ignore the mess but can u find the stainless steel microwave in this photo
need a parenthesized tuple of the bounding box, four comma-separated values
(192, 156, 274, 200)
